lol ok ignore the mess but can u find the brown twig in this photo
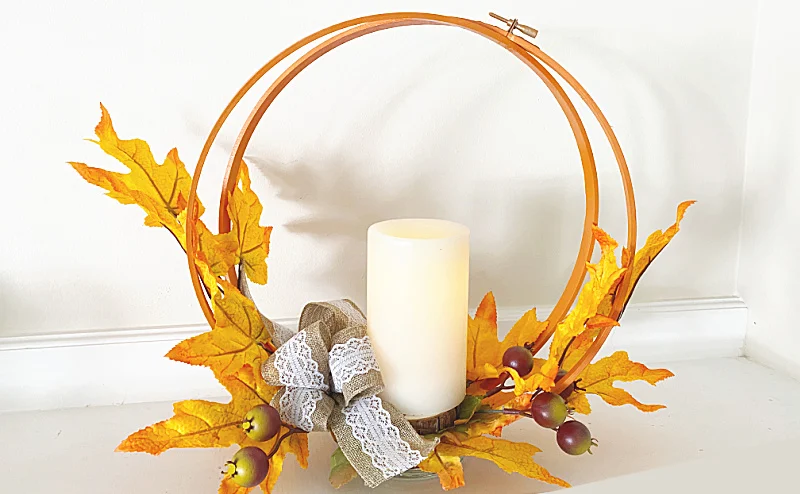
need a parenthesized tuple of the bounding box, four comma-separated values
(266, 427, 303, 459)
(484, 384, 515, 398)
(558, 336, 577, 369)
(475, 408, 533, 419)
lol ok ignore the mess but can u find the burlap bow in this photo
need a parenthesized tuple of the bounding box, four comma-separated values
(261, 300, 437, 488)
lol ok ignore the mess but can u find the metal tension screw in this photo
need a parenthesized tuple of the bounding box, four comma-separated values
(489, 12, 539, 39)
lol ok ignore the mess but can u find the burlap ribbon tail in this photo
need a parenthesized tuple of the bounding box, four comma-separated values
(260, 299, 437, 488)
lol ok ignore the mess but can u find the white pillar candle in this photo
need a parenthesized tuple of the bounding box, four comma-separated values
(367, 219, 469, 419)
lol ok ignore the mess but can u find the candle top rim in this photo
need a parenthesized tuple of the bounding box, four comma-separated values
(368, 218, 469, 241)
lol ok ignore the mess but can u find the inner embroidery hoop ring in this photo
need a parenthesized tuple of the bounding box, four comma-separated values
(184, 12, 639, 395)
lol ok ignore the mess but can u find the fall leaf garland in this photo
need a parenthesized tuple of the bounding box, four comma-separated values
(72, 105, 692, 492)
(74, 106, 304, 494)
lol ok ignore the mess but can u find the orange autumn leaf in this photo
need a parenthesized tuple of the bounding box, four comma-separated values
(228, 163, 272, 284)
(166, 281, 271, 376)
(502, 227, 624, 396)
(436, 436, 569, 488)
(70, 104, 202, 237)
(578, 351, 673, 412)
(617, 200, 696, 307)
(466, 292, 501, 381)
(117, 365, 279, 454)
(418, 452, 465, 491)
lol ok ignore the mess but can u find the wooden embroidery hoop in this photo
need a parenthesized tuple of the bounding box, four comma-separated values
(184, 12, 638, 394)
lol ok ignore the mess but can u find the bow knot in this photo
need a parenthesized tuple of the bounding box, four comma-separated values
(261, 300, 436, 487)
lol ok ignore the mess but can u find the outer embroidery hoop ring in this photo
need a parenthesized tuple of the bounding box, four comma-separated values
(185, 13, 638, 392)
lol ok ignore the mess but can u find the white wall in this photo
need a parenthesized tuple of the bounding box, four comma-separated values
(0, 1, 758, 337)
(739, 0, 800, 378)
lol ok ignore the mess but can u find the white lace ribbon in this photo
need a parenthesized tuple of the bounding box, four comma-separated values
(273, 330, 327, 390)
(262, 300, 435, 488)
(343, 395, 425, 479)
(329, 336, 380, 393)
(279, 388, 325, 432)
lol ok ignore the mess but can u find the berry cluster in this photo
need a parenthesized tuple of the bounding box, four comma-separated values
(224, 404, 291, 487)
(493, 345, 597, 456)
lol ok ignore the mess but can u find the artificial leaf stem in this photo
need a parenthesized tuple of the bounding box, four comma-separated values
(267, 427, 303, 460)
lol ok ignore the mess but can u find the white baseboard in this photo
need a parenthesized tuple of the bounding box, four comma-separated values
(0, 297, 747, 413)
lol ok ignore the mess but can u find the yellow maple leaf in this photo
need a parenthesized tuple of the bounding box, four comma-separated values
(564, 202, 694, 369)
(501, 307, 548, 349)
(566, 391, 592, 415)
(217, 433, 309, 494)
(467, 292, 501, 381)
(462, 411, 522, 438)
(181, 205, 238, 299)
(418, 451, 465, 491)
(118, 365, 307, 494)
(166, 281, 271, 376)
(228, 163, 272, 284)
(506, 227, 625, 395)
(466, 289, 553, 387)
(467, 293, 549, 383)
(549, 226, 626, 361)
(261, 433, 309, 494)
(117, 365, 279, 454)
(195, 219, 238, 278)
(480, 391, 516, 409)
(519, 358, 561, 395)
(437, 436, 569, 488)
(578, 351, 673, 412)
(70, 104, 202, 237)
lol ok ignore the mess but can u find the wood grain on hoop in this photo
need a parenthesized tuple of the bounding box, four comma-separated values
(185, 13, 637, 393)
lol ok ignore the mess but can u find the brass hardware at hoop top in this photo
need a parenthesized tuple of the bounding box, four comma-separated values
(489, 12, 539, 39)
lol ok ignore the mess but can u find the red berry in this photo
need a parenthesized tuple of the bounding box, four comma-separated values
(530, 392, 568, 429)
(502, 346, 534, 376)
(557, 421, 595, 455)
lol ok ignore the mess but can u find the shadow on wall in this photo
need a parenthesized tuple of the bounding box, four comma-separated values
(244, 153, 582, 311)
(219, 35, 588, 310)
(544, 29, 747, 302)
(184, 26, 744, 312)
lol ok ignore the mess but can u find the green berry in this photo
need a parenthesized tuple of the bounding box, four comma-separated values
(225, 446, 269, 488)
(243, 404, 281, 442)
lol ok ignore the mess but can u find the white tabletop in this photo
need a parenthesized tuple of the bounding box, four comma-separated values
(3, 357, 799, 493)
